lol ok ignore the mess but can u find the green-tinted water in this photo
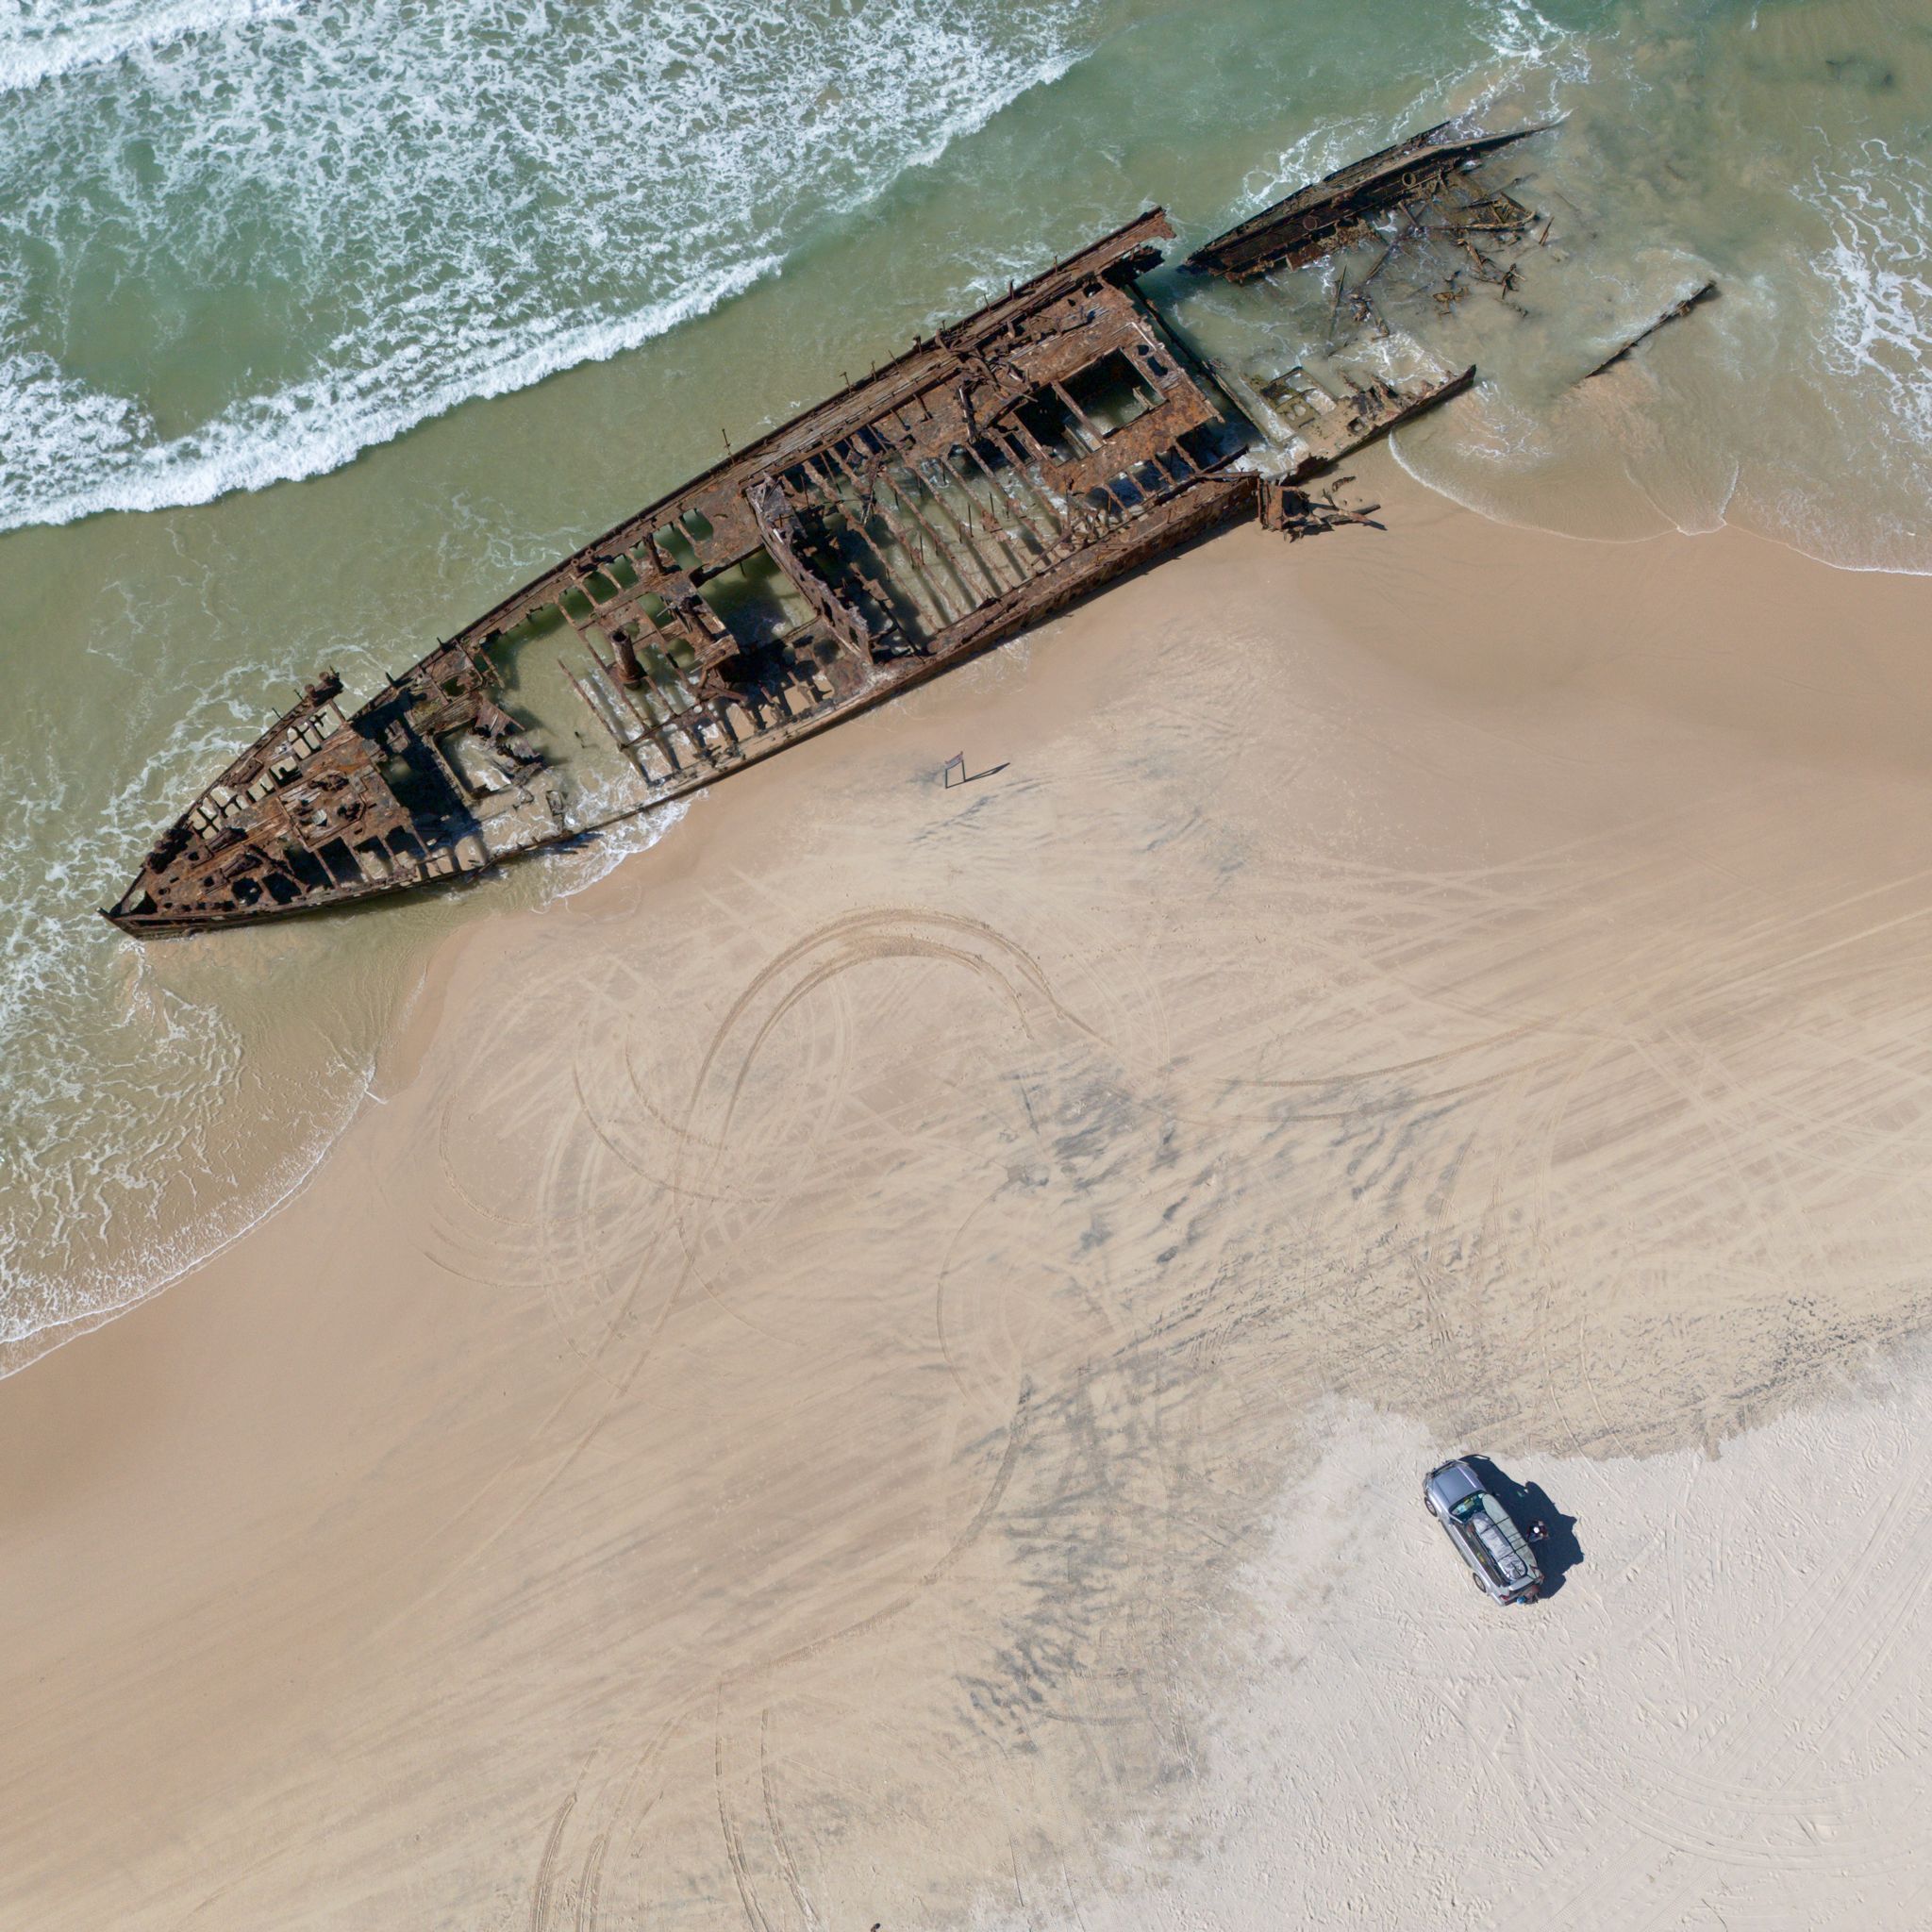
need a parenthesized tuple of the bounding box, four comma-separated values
(3, 0, 1928, 1359)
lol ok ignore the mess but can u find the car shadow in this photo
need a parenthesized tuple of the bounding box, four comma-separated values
(1464, 1457, 1584, 1598)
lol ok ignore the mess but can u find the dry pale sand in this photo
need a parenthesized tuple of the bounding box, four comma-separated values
(7, 462, 1932, 1929)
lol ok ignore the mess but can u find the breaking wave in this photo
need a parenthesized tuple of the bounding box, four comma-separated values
(0, 0, 302, 94)
(0, 0, 1104, 534)
(1814, 138, 1932, 457)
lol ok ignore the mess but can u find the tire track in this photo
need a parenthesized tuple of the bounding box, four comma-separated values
(529, 1791, 576, 1932)
(760, 1707, 818, 1931)
(715, 1724, 773, 1932)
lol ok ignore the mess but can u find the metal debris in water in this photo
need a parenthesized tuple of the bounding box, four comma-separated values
(1582, 280, 1719, 379)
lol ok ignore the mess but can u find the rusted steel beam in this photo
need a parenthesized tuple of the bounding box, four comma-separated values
(894, 449, 1011, 599)
(857, 440, 977, 601)
(1050, 379, 1108, 448)
(582, 628, 683, 772)
(983, 423, 1070, 538)
(946, 437, 1052, 554)
(1282, 362, 1475, 480)
(824, 439, 964, 626)
(880, 408, 1015, 597)
(1581, 280, 1717, 379)
(440, 208, 1181, 651)
(561, 657, 631, 753)
(797, 455, 917, 631)
(879, 451, 999, 606)
(745, 475, 880, 659)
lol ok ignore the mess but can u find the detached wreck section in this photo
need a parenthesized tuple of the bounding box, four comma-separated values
(1182, 121, 1548, 284)
(109, 147, 1511, 937)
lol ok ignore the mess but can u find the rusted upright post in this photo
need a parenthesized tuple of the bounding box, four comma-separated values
(610, 625, 647, 687)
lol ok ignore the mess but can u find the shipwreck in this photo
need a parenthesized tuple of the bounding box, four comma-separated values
(106, 122, 1550, 938)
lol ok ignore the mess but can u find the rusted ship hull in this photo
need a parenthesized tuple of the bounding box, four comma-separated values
(109, 480, 1259, 940)
(107, 154, 1509, 940)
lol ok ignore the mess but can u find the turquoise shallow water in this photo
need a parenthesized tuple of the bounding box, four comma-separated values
(2, 0, 1929, 1361)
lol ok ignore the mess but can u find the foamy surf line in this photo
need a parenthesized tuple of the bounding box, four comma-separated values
(541, 796, 693, 908)
(0, 790, 692, 1378)
(0, 0, 1116, 1366)
(0, 252, 784, 536)
(0, 0, 303, 95)
(0, 9, 1101, 537)
(0, 1045, 369, 1378)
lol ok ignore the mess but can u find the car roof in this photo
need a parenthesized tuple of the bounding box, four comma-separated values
(1425, 1459, 1486, 1507)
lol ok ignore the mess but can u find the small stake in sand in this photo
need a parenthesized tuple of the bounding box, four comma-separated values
(942, 751, 1009, 789)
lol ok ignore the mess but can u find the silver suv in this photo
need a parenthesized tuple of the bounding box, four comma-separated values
(1424, 1458, 1543, 1605)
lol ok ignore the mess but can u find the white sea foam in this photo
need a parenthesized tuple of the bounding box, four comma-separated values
(0, 1036, 366, 1374)
(16, 0, 1932, 1371)
(1474, 0, 1586, 83)
(1814, 139, 1932, 452)
(0, 0, 1105, 535)
(0, 252, 786, 531)
(541, 796, 693, 907)
(1231, 0, 1581, 236)
(0, 754, 688, 1372)
(0, 673, 270, 1353)
(0, 0, 1119, 1360)
(0, 0, 302, 93)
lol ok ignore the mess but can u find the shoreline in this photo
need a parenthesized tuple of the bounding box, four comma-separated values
(15, 0, 1932, 1415)
(17, 441, 1924, 1387)
(11, 459, 1932, 1925)
(1387, 436, 1932, 582)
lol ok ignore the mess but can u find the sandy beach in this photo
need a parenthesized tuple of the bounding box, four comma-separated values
(8, 461, 1932, 1928)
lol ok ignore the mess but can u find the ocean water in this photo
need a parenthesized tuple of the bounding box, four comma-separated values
(2, 0, 1929, 1367)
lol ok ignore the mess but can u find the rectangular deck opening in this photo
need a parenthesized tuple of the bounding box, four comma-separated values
(652, 525, 702, 574)
(1061, 350, 1160, 436)
(1013, 390, 1079, 463)
(316, 838, 360, 887)
(697, 548, 807, 651)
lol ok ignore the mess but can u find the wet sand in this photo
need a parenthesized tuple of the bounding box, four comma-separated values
(8, 462, 1932, 1927)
